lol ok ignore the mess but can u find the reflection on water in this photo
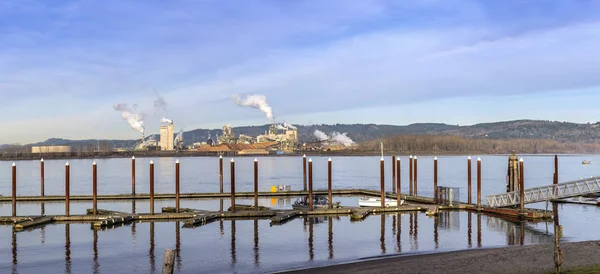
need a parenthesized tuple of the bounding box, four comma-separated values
(2, 201, 565, 273)
(65, 223, 71, 274)
(149, 222, 155, 273)
(254, 219, 259, 266)
(93, 229, 99, 274)
(11, 230, 16, 274)
(380, 214, 386, 254)
(231, 220, 236, 265)
(308, 218, 314, 261)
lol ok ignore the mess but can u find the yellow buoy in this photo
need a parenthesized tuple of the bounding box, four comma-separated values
(271, 186, 277, 193)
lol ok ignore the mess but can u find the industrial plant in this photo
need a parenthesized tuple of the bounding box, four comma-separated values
(194, 123, 300, 155)
(105, 94, 353, 155)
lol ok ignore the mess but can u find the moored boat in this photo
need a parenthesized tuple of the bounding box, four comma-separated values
(292, 195, 340, 210)
(358, 197, 404, 207)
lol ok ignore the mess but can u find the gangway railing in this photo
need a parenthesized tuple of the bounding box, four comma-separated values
(486, 176, 600, 208)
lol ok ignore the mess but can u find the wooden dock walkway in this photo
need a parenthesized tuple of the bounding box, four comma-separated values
(1, 192, 556, 232)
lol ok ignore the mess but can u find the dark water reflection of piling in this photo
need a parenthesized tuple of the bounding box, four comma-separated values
(380, 214, 386, 255)
(231, 220, 237, 265)
(149, 222, 155, 273)
(176, 221, 181, 270)
(131, 200, 137, 244)
(396, 213, 401, 253)
(65, 224, 71, 274)
(308, 218, 314, 261)
(468, 212, 472, 248)
(328, 217, 333, 260)
(414, 213, 419, 250)
(254, 219, 259, 266)
(41, 226, 46, 245)
(12, 230, 17, 274)
(477, 214, 482, 248)
(93, 229, 99, 274)
(434, 215, 439, 249)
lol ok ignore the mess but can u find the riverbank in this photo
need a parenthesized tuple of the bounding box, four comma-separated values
(0, 150, 593, 161)
(284, 240, 600, 274)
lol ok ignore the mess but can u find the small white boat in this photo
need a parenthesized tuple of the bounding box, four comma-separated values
(359, 197, 404, 207)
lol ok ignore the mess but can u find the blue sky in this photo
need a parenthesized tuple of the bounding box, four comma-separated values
(2, 0, 600, 143)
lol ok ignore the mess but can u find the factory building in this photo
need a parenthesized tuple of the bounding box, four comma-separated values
(160, 120, 175, 151)
(256, 124, 298, 152)
(218, 124, 236, 144)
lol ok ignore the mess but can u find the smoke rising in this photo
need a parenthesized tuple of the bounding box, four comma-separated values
(161, 117, 173, 124)
(153, 95, 168, 114)
(313, 130, 329, 141)
(313, 130, 355, 146)
(276, 124, 287, 130)
(284, 122, 297, 130)
(231, 94, 274, 121)
(113, 104, 145, 134)
(331, 132, 355, 146)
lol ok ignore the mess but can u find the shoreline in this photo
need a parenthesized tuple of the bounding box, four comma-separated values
(282, 240, 600, 274)
(0, 150, 595, 162)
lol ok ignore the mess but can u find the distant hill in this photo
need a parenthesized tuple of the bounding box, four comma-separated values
(15, 120, 600, 150)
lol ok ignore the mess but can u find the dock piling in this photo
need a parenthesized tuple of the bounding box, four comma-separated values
(308, 158, 313, 210)
(554, 154, 559, 185)
(414, 156, 418, 196)
(396, 158, 401, 203)
(520, 158, 525, 213)
(132, 156, 136, 195)
(176, 159, 180, 213)
(162, 249, 175, 274)
(409, 155, 413, 196)
(254, 158, 258, 210)
(477, 157, 481, 210)
(231, 159, 236, 212)
(392, 156, 396, 194)
(65, 162, 70, 217)
(303, 154, 307, 191)
(328, 158, 332, 209)
(40, 158, 45, 197)
(150, 160, 155, 215)
(219, 155, 223, 193)
(468, 156, 472, 204)
(12, 162, 16, 217)
(434, 156, 438, 203)
(380, 157, 385, 207)
(93, 161, 97, 215)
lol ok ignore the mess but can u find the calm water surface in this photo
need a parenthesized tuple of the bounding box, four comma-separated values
(0, 155, 599, 273)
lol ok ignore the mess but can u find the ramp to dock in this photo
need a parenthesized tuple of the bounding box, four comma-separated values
(486, 176, 600, 208)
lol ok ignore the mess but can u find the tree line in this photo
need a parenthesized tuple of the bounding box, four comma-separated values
(356, 135, 600, 154)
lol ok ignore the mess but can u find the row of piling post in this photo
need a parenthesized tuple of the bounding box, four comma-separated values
(7, 154, 557, 217)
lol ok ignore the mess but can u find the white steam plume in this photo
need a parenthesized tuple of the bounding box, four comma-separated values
(313, 130, 329, 142)
(161, 117, 173, 124)
(114, 104, 145, 134)
(284, 122, 297, 130)
(331, 132, 355, 147)
(231, 94, 274, 121)
(276, 124, 287, 130)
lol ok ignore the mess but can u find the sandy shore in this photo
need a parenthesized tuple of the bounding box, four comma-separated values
(284, 241, 600, 274)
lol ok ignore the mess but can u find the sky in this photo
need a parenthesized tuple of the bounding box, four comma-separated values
(2, 0, 600, 144)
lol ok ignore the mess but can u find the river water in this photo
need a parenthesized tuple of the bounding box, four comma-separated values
(0, 155, 599, 273)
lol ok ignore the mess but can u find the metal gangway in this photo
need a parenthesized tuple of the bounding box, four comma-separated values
(486, 176, 600, 208)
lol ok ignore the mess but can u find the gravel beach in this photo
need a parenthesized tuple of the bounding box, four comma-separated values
(284, 241, 600, 274)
